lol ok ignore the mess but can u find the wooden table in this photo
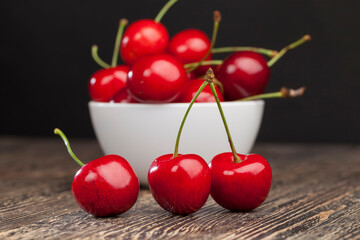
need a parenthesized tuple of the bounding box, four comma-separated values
(0, 137, 359, 239)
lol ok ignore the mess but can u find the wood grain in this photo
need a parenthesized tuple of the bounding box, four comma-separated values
(0, 137, 359, 239)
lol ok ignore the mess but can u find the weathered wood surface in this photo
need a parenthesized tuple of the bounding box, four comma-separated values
(0, 137, 359, 240)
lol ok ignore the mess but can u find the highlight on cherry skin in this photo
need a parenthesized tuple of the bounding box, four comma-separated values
(54, 128, 139, 217)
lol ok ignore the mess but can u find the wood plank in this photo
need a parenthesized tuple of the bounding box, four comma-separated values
(0, 138, 359, 239)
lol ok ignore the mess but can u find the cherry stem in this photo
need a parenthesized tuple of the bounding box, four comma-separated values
(91, 45, 110, 69)
(111, 19, 128, 67)
(184, 60, 223, 69)
(173, 81, 209, 159)
(267, 34, 311, 67)
(238, 86, 306, 101)
(155, 0, 178, 22)
(187, 11, 221, 73)
(54, 128, 85, 167)
(212, 47, 278, 57)
(206, 69, 241, 163)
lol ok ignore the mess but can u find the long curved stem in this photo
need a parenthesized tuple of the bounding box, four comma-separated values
(267, 34, 311, 67)
(173, 82, 208, 158)
(212, 47, 278, 57)
(187, 11, 221, 73)
(91, 45, 110, 69)
(111, 19, 128, 67)
(237, 86, 306, 101)
(204, 69, 240, 163)
(54, 128, 85, 167)
(155, 0, 178, 22)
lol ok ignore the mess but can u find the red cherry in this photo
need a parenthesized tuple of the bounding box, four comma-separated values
(120, 19, 169, 65)
(89, 65, 129, 102)
(209, 153, 272, 211)
(127, 54, 188, 103)
(148, 154, 211, 215)
(178, 78, 224, 103)
(217, 51, 270, 100)
(168, 29, 211, 64)
(111, 88, 139, 103)
(54, 129, 139, 217)
(73, 154, 139, 217)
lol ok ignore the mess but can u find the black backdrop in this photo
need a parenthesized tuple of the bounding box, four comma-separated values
(1, 0, 359, 142)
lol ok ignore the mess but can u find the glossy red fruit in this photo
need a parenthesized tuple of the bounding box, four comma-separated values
(178, 78, 224, 103)
(111, 88, 138, 103)
(72, 154, 139, 217)
(148, 154, 211, 215)
(216, 51, 270, 100)
(89, 65, 129, 102)
(120, 19, 169, 65)
(127, 54, 188, 103)
(209, 152, 272, 212)
(168, 29, 211, 64)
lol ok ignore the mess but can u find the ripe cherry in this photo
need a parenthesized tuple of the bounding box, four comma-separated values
(120, 0, 178, 64)
(177, 78, 224, 103)
(217, 35, 311, 100)
(89, 19, 129, 102)
(111, 88, 139, 103)
(210, 153, 272, 211)
(148, 79, 213, 215)
(127, 54, 187, 103)
(168, 29, 211, 66)
(89, 65, 129, 102)
(148, 154, 211, 215)
(205, 68, 272, 211)
(216, 51, 270, 101)
(54, 128, 139, 217)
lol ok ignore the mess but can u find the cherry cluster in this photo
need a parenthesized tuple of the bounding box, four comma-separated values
(55, 69, 275, 217)
(89, 0, 310, 105)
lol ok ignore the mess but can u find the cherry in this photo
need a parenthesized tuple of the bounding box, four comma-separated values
(148, 154, 211, 215)
(111, 87, 139, 103)
(168, 29, 211, 66)
(54, 128, 139, 217)
(89, 65, 129, 102)
(120, 0, 178, 64)
(209, 153, 272, 211)
(216, 51, 271, 101)
(148, 79, 212, 215)
(204, 68, 272, 211)
(177, 78, 224, 103)
(217, 35, 311, 100)
(89, 19, 129, 102)
(127, 54, 187, 103)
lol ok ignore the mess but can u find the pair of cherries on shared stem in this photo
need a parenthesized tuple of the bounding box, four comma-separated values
(148, 68, 272, 215)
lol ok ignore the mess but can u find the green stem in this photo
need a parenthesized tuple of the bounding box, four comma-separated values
(184, 60, 223, 70)
(91, 45, 110, 69)
(238, 92, 282, 101)
(187, 11, 221, 73)
(208, 79, 241, 163)
(111, 19, 128, 67)
(54, 128, 85, 167)
(173, 81, 209, 158)
(267, 34, 311, 67)
(237, 86, 306, 101)
(155, 0, 178, 22)
(212, 47, 278, 57)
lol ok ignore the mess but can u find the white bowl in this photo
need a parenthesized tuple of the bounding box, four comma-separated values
(89, 100, 264, 186)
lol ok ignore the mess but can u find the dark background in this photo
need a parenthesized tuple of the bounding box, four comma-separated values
(1, 0, 359, 142)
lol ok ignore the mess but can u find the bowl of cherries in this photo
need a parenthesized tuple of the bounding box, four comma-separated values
(88, 0, 309, 186)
